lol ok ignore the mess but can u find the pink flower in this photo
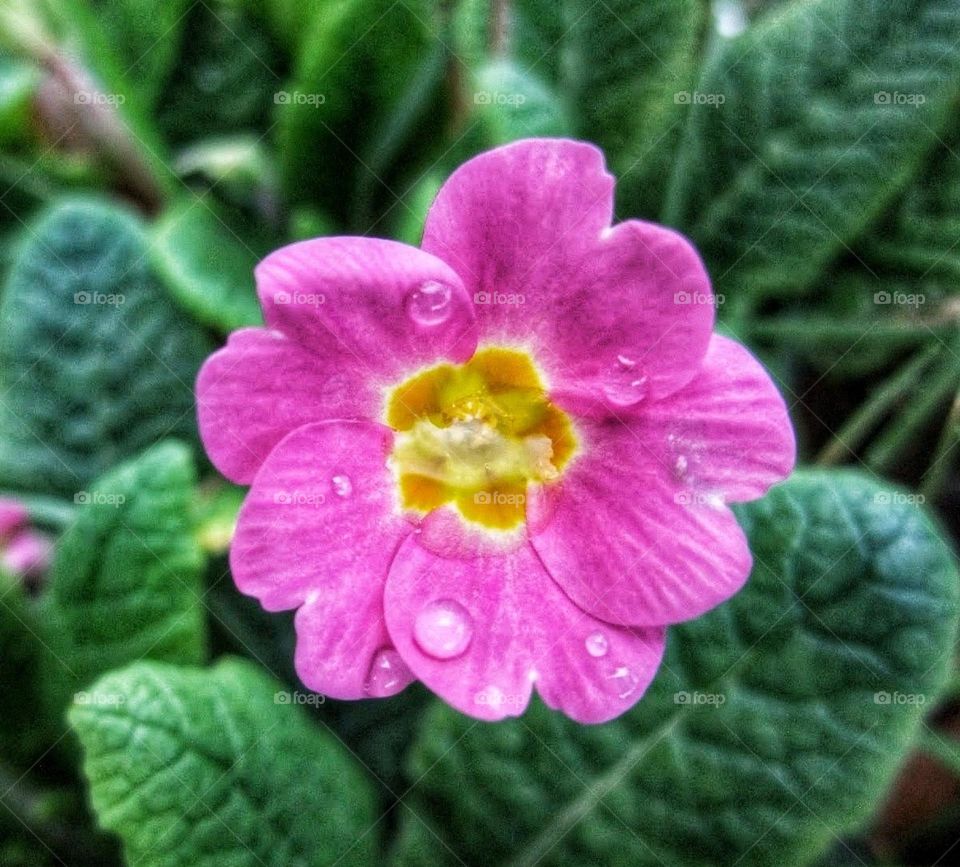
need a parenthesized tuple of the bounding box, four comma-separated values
(0, 496, 52, 585)
(196, 139, 795, 723)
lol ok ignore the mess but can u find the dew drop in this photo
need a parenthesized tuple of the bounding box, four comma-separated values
(331, 474, 352, 497)
(608, 665, 640, 699)
(413, 599, 473, 659)
(585, 632, 609, 658)
(406, 281, 452, 326)
(365, 648, 411, 698)
(674, 455, 688, 478)
(602, 354, 648, 408)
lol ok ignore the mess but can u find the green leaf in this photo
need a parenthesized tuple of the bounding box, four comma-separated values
(276, 0, 438, 222)
(151, 200, 263, 333)
(450, 0, 705, 216)
(0, 198, 214, 497)
(391, 470, 959, 866)
(157, 1, 283, 146)
(44, 1, 179, 202)
(856, 115, 960, 294)
(663, 0, 960, 299)
(452, 0, 571, 83)
(0, 55, 40, 145)
(471, 59, 572, 144)
(81, 0, 193, 108)
(562, 0, 708, 218)
(39, 440, 206, 711)
(70, 657, 379, 867)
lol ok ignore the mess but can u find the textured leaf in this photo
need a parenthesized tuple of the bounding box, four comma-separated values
(664, 0, 960, 298)
(562, 0, 708, 218)
(70, 657, 379, 867)
(391, 471, 959, 866)
(451, 0, 705, 217)
(151, 200, 263, 333)
(0, 198, 214, 496)
(40, 440, 206, 710)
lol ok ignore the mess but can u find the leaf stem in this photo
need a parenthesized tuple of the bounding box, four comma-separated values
(864, 345, 960, 473)
(816, 344, 941, 465)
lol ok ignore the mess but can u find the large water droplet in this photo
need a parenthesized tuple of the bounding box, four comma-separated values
(585, 632, 609, 658)
(331, 474, 352, 498)
(602, 354, 648, 408)
(608, 665, 640, 699)
(674, 455, 688, 478)
(365, 648, 411, 698)
(406, 281, 452, 326)
(414, 599, 473, 659)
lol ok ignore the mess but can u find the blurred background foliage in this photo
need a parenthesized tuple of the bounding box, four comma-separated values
(2, 0, 960, 864)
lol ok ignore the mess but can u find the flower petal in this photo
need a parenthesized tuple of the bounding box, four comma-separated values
(256, 236, 477, 377)
(421, 138, 712, 409)
(230, 420, 413, 699)
(196, 329, 371, 484)
(543, 220, 715, 413)
(384, 519, 665, 723)
(636, 334, 796, 502)
(0, 497, 28, 541)
(528, 415, 754, 627)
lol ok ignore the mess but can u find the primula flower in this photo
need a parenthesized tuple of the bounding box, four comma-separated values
(197, 139, 795, 723)
(0, 496, 52, 586)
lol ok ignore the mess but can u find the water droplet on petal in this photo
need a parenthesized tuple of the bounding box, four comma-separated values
(414, 599, 472, 659)
(406, 281, 452, 326)
(331, 474, 352, 497)
(608, 665, 640, 699)
(674, 455, 688, 478)
(585, 632, 609, 658)
(366, 648, 411, 697)
(602, 354, 648, 408)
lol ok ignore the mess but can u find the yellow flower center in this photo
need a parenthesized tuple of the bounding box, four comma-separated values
(385, 347, 577, 530)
